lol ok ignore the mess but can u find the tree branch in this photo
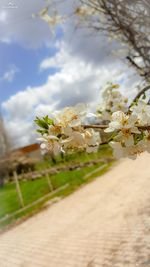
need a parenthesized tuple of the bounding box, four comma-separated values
(129, 84, 150, 108)
(83, 124, 150, 131)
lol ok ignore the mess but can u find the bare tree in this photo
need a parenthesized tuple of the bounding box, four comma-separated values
(0, 114, 11, 157)
(75, 0, 150, 80)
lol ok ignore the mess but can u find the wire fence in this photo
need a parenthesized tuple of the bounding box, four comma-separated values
(0, 158, 111, 230)
(0, 170, 70, 229)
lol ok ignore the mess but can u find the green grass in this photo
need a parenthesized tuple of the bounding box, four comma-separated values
(35, 144, 112, 170)
(0, 145, 113, 229)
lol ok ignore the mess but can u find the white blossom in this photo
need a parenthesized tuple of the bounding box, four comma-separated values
(105, 111, 143, 156)
(61, 130, 85, 151)
(84, 129, 101, 153)
(130, 100, 150, 125)
(125, 141, 146, 160)
(54, 103, 87, 128)
(97, 83, 128, 121)
(109, 141, 125, 159)
(110, 140, 146, 160)
(48, 124, 61, 136)
(105, 111, 139, 133)
(115, 131, 134, 147)
(61, 127, 101, 153)
(38, 134, 61, 156)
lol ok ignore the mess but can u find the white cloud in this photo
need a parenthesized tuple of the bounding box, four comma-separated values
(5, 119, 36, 148)
(2, 42, 141, 148)
(0, 64, 19, 82)
(1, 37, 11, 43)
(0, 10, 7, 22)
(0, 0, 58, 48)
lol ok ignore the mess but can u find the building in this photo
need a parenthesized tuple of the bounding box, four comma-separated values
(17, 143, 42, 159)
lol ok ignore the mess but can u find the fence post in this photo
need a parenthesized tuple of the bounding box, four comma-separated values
(46, 173, 53, 192)
(13, 171, 24, 208)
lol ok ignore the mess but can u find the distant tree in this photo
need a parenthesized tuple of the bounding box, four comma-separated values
(0, 115, 12, 186)
(0, 151, 37, 187)
(0, 114, 11, 157)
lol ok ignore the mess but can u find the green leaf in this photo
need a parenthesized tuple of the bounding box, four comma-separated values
(37, 129, 48, 135)
(43, 115, 54, 125)
(34, 116, 49, 129)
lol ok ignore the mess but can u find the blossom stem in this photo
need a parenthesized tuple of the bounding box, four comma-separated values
(83, 124, 107, 129)
(129, 84, 150, 108)
(83, 124, 150, 131)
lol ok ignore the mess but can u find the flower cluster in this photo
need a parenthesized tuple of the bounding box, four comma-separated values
(97, 83, 128, 121)
(105, 108, 150, 159)
(35, 83, 150, 160)
(35, 103, 101, 156)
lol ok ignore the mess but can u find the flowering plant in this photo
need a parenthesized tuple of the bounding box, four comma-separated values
(35, 83, 150, 160)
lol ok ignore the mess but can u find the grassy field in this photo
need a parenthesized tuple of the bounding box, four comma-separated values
(35, 145, 112, 170)
(0, 145, 113, 229)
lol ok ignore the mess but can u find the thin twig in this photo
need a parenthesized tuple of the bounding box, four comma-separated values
(129, 84, 150, 108)
(138, 125, 150, 130)
(83, 124, 150, 131)
(83, 124, 107, 129)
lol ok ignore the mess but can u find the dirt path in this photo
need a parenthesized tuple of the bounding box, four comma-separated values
(0, 152, 150, 267)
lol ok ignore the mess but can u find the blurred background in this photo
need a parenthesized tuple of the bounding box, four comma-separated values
(0, 0, 147, 229)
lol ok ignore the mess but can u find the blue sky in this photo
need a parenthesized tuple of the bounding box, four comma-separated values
(0, 0, 140, 148)
(0, 37, 60, 105)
